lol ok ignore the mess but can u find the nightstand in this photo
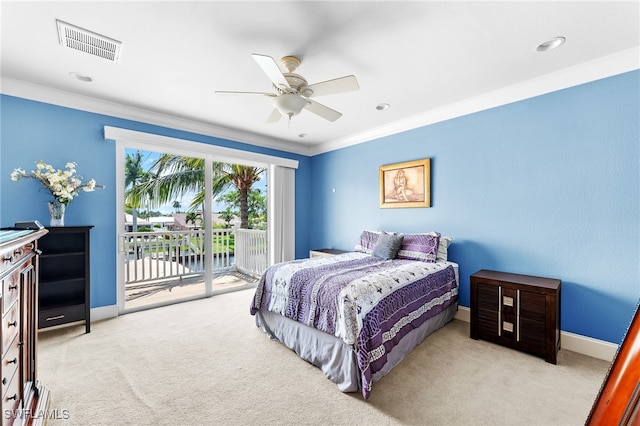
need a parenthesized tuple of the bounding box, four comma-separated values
(309, 248, 348, 258)
(470, 269, 561, 364)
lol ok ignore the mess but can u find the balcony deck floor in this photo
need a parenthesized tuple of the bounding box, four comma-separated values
(125, 270, 258, 310)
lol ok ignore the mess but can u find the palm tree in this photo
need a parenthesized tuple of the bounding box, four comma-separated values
(172, 200, 182, 213)
(213, 164, 264, 229)
(124, 151, 149, 232)
(185, 211, 202, 229)
(128, 155, 265, 229)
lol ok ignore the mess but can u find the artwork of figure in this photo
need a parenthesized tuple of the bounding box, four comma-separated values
(393, 169, 413, 201)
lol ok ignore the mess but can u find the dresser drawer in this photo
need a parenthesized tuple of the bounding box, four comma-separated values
(1, 302, 20, 358)
(0, 240, 34, 277)
(2, 266, 22, 315)
(39, 304, 85, 329)
(1, 338, 20, 400)
(2, 367, 20, 425)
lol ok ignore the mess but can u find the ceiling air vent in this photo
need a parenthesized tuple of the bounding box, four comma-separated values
(56, 20, 122, 63)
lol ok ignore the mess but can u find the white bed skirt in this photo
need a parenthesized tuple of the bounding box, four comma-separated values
(254, 302, 458, 394)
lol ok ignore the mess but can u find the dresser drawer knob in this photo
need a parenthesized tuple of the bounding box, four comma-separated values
(2, 255, 12, 263)
(2, 377, 7, 385)
(13, 249, 23, 257)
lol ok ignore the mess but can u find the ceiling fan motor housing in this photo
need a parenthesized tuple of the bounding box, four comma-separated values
(273, 73, 308, 94)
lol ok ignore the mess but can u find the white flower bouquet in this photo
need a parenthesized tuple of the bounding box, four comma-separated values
(11, 160, 103, 205)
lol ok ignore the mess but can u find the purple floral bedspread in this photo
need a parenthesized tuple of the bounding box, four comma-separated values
(250, 252, 458, 399)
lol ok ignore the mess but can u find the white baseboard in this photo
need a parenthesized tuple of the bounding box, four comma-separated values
(91, 304, 119, 322)
(455, 306, 618, 362)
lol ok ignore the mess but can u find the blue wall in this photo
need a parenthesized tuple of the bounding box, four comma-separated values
(310, 70, 640, 344)
(0, 95, 311, 308)
(2, 70, 638, 345)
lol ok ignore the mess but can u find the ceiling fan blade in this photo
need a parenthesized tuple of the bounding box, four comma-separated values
(304, 75, 359, 98)
(305, 99, 342, 122)
(214, 90, 276, 97)
(265, 108, 282, 124)
(251, 53, 290, 90)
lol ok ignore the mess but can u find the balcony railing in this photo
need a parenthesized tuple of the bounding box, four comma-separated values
(234, 228, 268, 277)
(123, 228, 267, 287)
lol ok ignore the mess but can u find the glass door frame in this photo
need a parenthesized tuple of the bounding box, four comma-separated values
(107, 126, 298, 315)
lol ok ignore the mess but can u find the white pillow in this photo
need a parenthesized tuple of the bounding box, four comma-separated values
(437, 236, 453, 262)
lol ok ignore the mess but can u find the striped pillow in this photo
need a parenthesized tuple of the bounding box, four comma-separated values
(354, 230, 381, 254)
(397, 232, 441, 263)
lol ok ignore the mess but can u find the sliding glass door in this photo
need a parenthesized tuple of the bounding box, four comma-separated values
(107, 126, 296, 315)
(118, 148, 267, 313)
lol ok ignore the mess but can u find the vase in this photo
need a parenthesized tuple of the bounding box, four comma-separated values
(48, 200, 66, 226)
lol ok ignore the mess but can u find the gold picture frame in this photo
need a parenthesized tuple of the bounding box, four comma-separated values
(379, 158, 431, 208)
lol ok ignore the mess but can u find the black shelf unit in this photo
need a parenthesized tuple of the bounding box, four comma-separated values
(38, 226, 93, 333)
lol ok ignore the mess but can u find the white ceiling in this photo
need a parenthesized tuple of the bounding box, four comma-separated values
(1, 1, 639, 156)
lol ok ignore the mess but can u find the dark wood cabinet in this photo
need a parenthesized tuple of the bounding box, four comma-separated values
(38, 226, 93, 333)
(470, 269, 561, 364)
(309, 248, 348, 258)
(0, 229, 50, 425)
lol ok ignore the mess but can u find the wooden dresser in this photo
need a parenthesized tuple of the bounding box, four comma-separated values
(0, 229, 50, 425)
(470, 269, 561, 364)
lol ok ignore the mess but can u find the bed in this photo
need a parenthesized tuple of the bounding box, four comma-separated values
(250, 231, 458, 399)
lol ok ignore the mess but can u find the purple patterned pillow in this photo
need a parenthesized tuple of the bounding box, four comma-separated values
(354, 230, 381, 254)
(397, 232, 441, 262)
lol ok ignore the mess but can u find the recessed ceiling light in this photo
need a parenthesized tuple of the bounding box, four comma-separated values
(536, 37, 566, 52)
(376, 103, 390, 111)
(69, 72, 93, 82)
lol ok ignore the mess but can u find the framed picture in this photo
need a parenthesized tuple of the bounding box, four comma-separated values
(379, 158, 431, 208)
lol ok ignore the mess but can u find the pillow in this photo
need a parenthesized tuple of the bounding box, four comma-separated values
(371, 233, 404, 260)
(397, 232, 440, 263)
(354, 230, 381, 254)
(437, 236, 453, 262)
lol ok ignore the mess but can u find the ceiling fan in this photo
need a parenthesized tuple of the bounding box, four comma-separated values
(215, 53, 359, 124)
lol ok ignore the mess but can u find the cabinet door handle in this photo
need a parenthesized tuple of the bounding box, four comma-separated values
(2, 255, 12, 263)
(7, 358, 17, 365)
(8, 320, 17, 327)
(46, 315, 65, 321)
(2, 377, 7, 385)
(498, 286, 502, 337)
(6, 393, 18, 401)
(8, 284, 18, 291)
(13, 249, 23, 257)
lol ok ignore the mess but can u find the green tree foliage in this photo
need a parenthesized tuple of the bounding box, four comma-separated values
(217, 188, 266, 229)
(218, 207, 236, 228)
(126, 155, 265, 229)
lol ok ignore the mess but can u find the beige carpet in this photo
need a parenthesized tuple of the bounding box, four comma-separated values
(37, 289, 610, 425)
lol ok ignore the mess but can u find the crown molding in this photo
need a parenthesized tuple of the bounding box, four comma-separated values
(2, 47, 638, 158)
(310, 47, 640, 156)
(0, 78, 314, 156)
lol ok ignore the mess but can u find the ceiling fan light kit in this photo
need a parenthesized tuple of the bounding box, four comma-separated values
(215, 53, 359, 125)
(274, 93, 308, 119)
